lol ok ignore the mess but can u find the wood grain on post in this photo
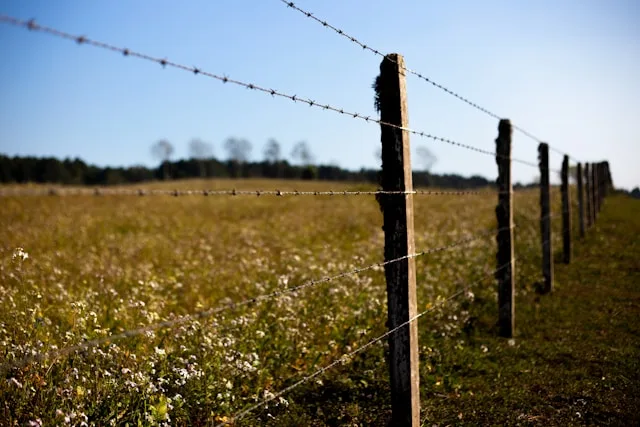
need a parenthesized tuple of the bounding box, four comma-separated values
(577, 163, 585, 238)
(585, 163, 592, 228)
(538, 143, 553, 293)
(495, 120, 515, 337)
(375, 53, 420, 427)
(561, 155, 572, 263)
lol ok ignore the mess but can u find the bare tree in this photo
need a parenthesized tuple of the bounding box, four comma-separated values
(291, 141, 314, 166)
(374, 147, 382, 164)
(189, 138, 214, 177)
(151, 139, 174, 180)
(415, 145, 437, 173)
(224, 137, 252, 177)
(263, 139, 281, 163)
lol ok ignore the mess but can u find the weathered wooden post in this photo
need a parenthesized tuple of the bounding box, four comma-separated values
(577, 163, 585, 238)
(585, 163, 592, 228)
(561, 155, 572, 263)
(539, 143, 553, 293)
(495, 120, 515, 337)
(375, 53, 420, 427)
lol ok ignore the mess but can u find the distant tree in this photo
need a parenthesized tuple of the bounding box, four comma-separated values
(291, 141, 314, 166)
(374, 147, 382, 164)
(556, 165, 578, 184)
(224, 137, 252, 177)
(151, 139, 174, 180)
(263, 139, 281, 163)
(415, 146, 437, 173)
(189, 138, 214, 177)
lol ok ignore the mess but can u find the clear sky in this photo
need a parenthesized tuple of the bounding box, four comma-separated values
(0, 0, 638, 189)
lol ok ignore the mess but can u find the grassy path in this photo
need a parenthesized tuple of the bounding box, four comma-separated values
(420, 194, 640, 426)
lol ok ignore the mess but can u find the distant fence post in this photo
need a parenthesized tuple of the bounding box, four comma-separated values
(561, 155, 572, 263)
(604, 161, 612, 195)
(577, 162, 585, 238)
(585, 163, 592, 228)
(376, 53, 420, 427)
(599, 162, 606, 209)
(538, 143, 553, 293)
(495, 119, 515, 337)
(591, 162, 598, 221)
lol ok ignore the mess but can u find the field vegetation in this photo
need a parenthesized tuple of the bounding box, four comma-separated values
(1, 179, 637, 426)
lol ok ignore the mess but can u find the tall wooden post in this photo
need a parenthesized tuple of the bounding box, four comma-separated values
(538, 143, 553, 293)
(585, 163, 592, 228)
(495, 120, 515, 337)
(376, 53, 420, 427)
(577, 162, 585, 238)
(561, 155, 572, 263)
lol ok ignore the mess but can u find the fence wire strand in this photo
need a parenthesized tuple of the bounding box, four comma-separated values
(0, 225, 509, 375)
(217, 258, 515, 426)
(279, 1, 577, 162)
(0, 187, 505, 197)
(0, 14, 539, 168)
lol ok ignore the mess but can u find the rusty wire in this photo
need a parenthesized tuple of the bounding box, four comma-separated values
(279, 1, 578, 162)
(0, 14, 539, 168)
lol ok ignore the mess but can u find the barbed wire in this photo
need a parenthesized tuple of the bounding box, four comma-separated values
(0, 225, 510, 375)
(0, 14, 539, 168)
(278, 1, 577, 162)
(0, 187, 506, 197)
(217, 257, 515, 426)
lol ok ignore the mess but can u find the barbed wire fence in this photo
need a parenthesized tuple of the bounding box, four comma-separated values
(0, 8, 614, 426)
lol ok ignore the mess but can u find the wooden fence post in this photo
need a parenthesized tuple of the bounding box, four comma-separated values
(599, 162, 605, 208)
(577, 162, 585, 238)
(561, 155, 572, 263)
(495, 120, 515, 337)
(585, 163, 592, 228)
(592, 162, 598, 220)
(376, 53, 420, 427)
(538, 143, 553, 293)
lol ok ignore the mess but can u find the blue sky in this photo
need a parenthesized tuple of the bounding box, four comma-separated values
(0, 0, 638, 189)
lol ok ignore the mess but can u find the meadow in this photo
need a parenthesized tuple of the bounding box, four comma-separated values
(2, 178, 637, 426)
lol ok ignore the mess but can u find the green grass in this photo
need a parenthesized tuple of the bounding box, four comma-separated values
(0, 179, 637, 426)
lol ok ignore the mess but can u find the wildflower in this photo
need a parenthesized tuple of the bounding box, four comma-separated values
(12, 247, 29, 262)
(8, 377, 23, 388)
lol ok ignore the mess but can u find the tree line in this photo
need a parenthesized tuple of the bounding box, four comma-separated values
(0, 137, 511, 189)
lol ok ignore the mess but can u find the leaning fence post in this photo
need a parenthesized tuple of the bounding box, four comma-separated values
(538, 143, 553, 293)
(561, 155, 572, 263)
(375, 53, 420, 427)
(585, 163, 592, 228)
(495, 120, 515, 337)
(577, 163, 585, 238)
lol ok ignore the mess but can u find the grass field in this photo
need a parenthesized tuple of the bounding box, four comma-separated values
(1, 179, 637, 426)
